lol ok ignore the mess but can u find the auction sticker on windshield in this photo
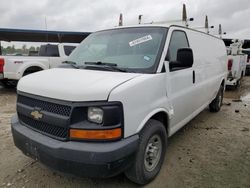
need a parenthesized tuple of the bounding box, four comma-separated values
(129, 35, 152, 47)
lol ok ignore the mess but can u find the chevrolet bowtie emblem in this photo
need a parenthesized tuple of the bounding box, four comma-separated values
(31, 110, 43, 120)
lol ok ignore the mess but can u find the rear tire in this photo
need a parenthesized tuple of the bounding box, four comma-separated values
(1, 80, 17, 88)
(209, 85, 224, 112)
(125, 119, 167, 185)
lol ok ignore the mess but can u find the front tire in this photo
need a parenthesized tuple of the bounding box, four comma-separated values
(125, 119, 167, 185)
(209, 85, 224, 112)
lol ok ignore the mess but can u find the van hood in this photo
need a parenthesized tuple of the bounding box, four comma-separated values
(17, 68, 141, 101)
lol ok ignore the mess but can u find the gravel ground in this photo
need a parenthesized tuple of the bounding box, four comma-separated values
(0, 77, 250, 188)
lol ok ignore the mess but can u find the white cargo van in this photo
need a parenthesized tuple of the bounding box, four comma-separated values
(11, 24, 227, 185)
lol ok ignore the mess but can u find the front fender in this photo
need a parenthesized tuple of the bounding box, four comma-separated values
(136, 108, 172, 135)
(108, 73, 173, 138)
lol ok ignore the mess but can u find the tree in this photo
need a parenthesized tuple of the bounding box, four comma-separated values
(6, 46, 12, 54)
(11, 45, 15, 54)
(29, 46, 36, 51)
(22, 44, 27, 54)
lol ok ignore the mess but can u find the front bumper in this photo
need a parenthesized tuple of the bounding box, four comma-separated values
(11, 114, 139, 178)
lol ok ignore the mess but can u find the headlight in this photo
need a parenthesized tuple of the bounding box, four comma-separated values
(88, 107, 103, 124)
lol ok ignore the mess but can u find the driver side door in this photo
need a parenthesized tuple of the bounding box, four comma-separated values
(166, 29, 197, 131)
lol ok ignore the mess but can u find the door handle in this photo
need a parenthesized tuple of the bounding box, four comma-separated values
(193, 70, 195, 84)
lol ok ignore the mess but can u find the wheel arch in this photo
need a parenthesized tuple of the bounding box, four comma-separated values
(17, 61, 48, 79)
(136, 109, 170, 136)
(22, 65, 44, 77)
(221, 79, 225, 88)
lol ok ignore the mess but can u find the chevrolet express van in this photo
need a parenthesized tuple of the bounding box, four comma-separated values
(11, 24, 227, 185)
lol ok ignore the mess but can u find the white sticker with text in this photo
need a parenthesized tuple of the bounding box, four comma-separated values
(129, 35, 152, 47)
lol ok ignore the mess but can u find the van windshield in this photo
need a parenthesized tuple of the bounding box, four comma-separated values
(68, 27, 167, 73)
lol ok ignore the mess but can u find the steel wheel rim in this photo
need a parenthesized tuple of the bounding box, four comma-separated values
(144, 134, 162, 172)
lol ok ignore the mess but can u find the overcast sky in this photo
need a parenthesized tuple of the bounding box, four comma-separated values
(1, 0, 250, 47)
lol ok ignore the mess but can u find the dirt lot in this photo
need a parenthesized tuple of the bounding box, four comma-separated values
(0, 78, 250, 188)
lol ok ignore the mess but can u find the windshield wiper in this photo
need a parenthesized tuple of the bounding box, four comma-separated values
(85, 61, 117, 66)
(84, 61, 128, 72)
(62, 61, 79, 69)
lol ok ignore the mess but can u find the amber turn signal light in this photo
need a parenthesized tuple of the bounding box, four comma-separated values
(70, 128, 122, 140)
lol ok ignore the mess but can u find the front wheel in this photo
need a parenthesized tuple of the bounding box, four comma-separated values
(125, 119, 167, 185)
(209, 85, 224, 112)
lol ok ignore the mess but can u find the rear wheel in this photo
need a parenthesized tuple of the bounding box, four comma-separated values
(209, 85, 224, 112)
(125, 119, 167, 185)
(1, 80, 17, 88)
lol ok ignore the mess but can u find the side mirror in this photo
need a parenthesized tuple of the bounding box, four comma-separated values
(176, 48, 194, 67)
(169, 48, 194, 70)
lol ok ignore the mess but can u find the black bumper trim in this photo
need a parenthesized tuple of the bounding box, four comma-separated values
(11, 114, 139, 177)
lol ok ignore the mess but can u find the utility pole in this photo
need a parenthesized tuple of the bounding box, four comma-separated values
(118, 13, 123, 26)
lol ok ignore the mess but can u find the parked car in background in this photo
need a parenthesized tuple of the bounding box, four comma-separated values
(0, 43, 77, 87)
(11, 24, 227, 185)
(226, 39, 247, 88)
(242, 48, 250, 75)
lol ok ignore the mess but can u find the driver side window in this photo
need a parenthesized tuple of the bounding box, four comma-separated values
(167, 30, 189, 62)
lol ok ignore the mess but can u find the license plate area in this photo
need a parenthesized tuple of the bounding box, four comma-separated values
(25, 141, 39, 160)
